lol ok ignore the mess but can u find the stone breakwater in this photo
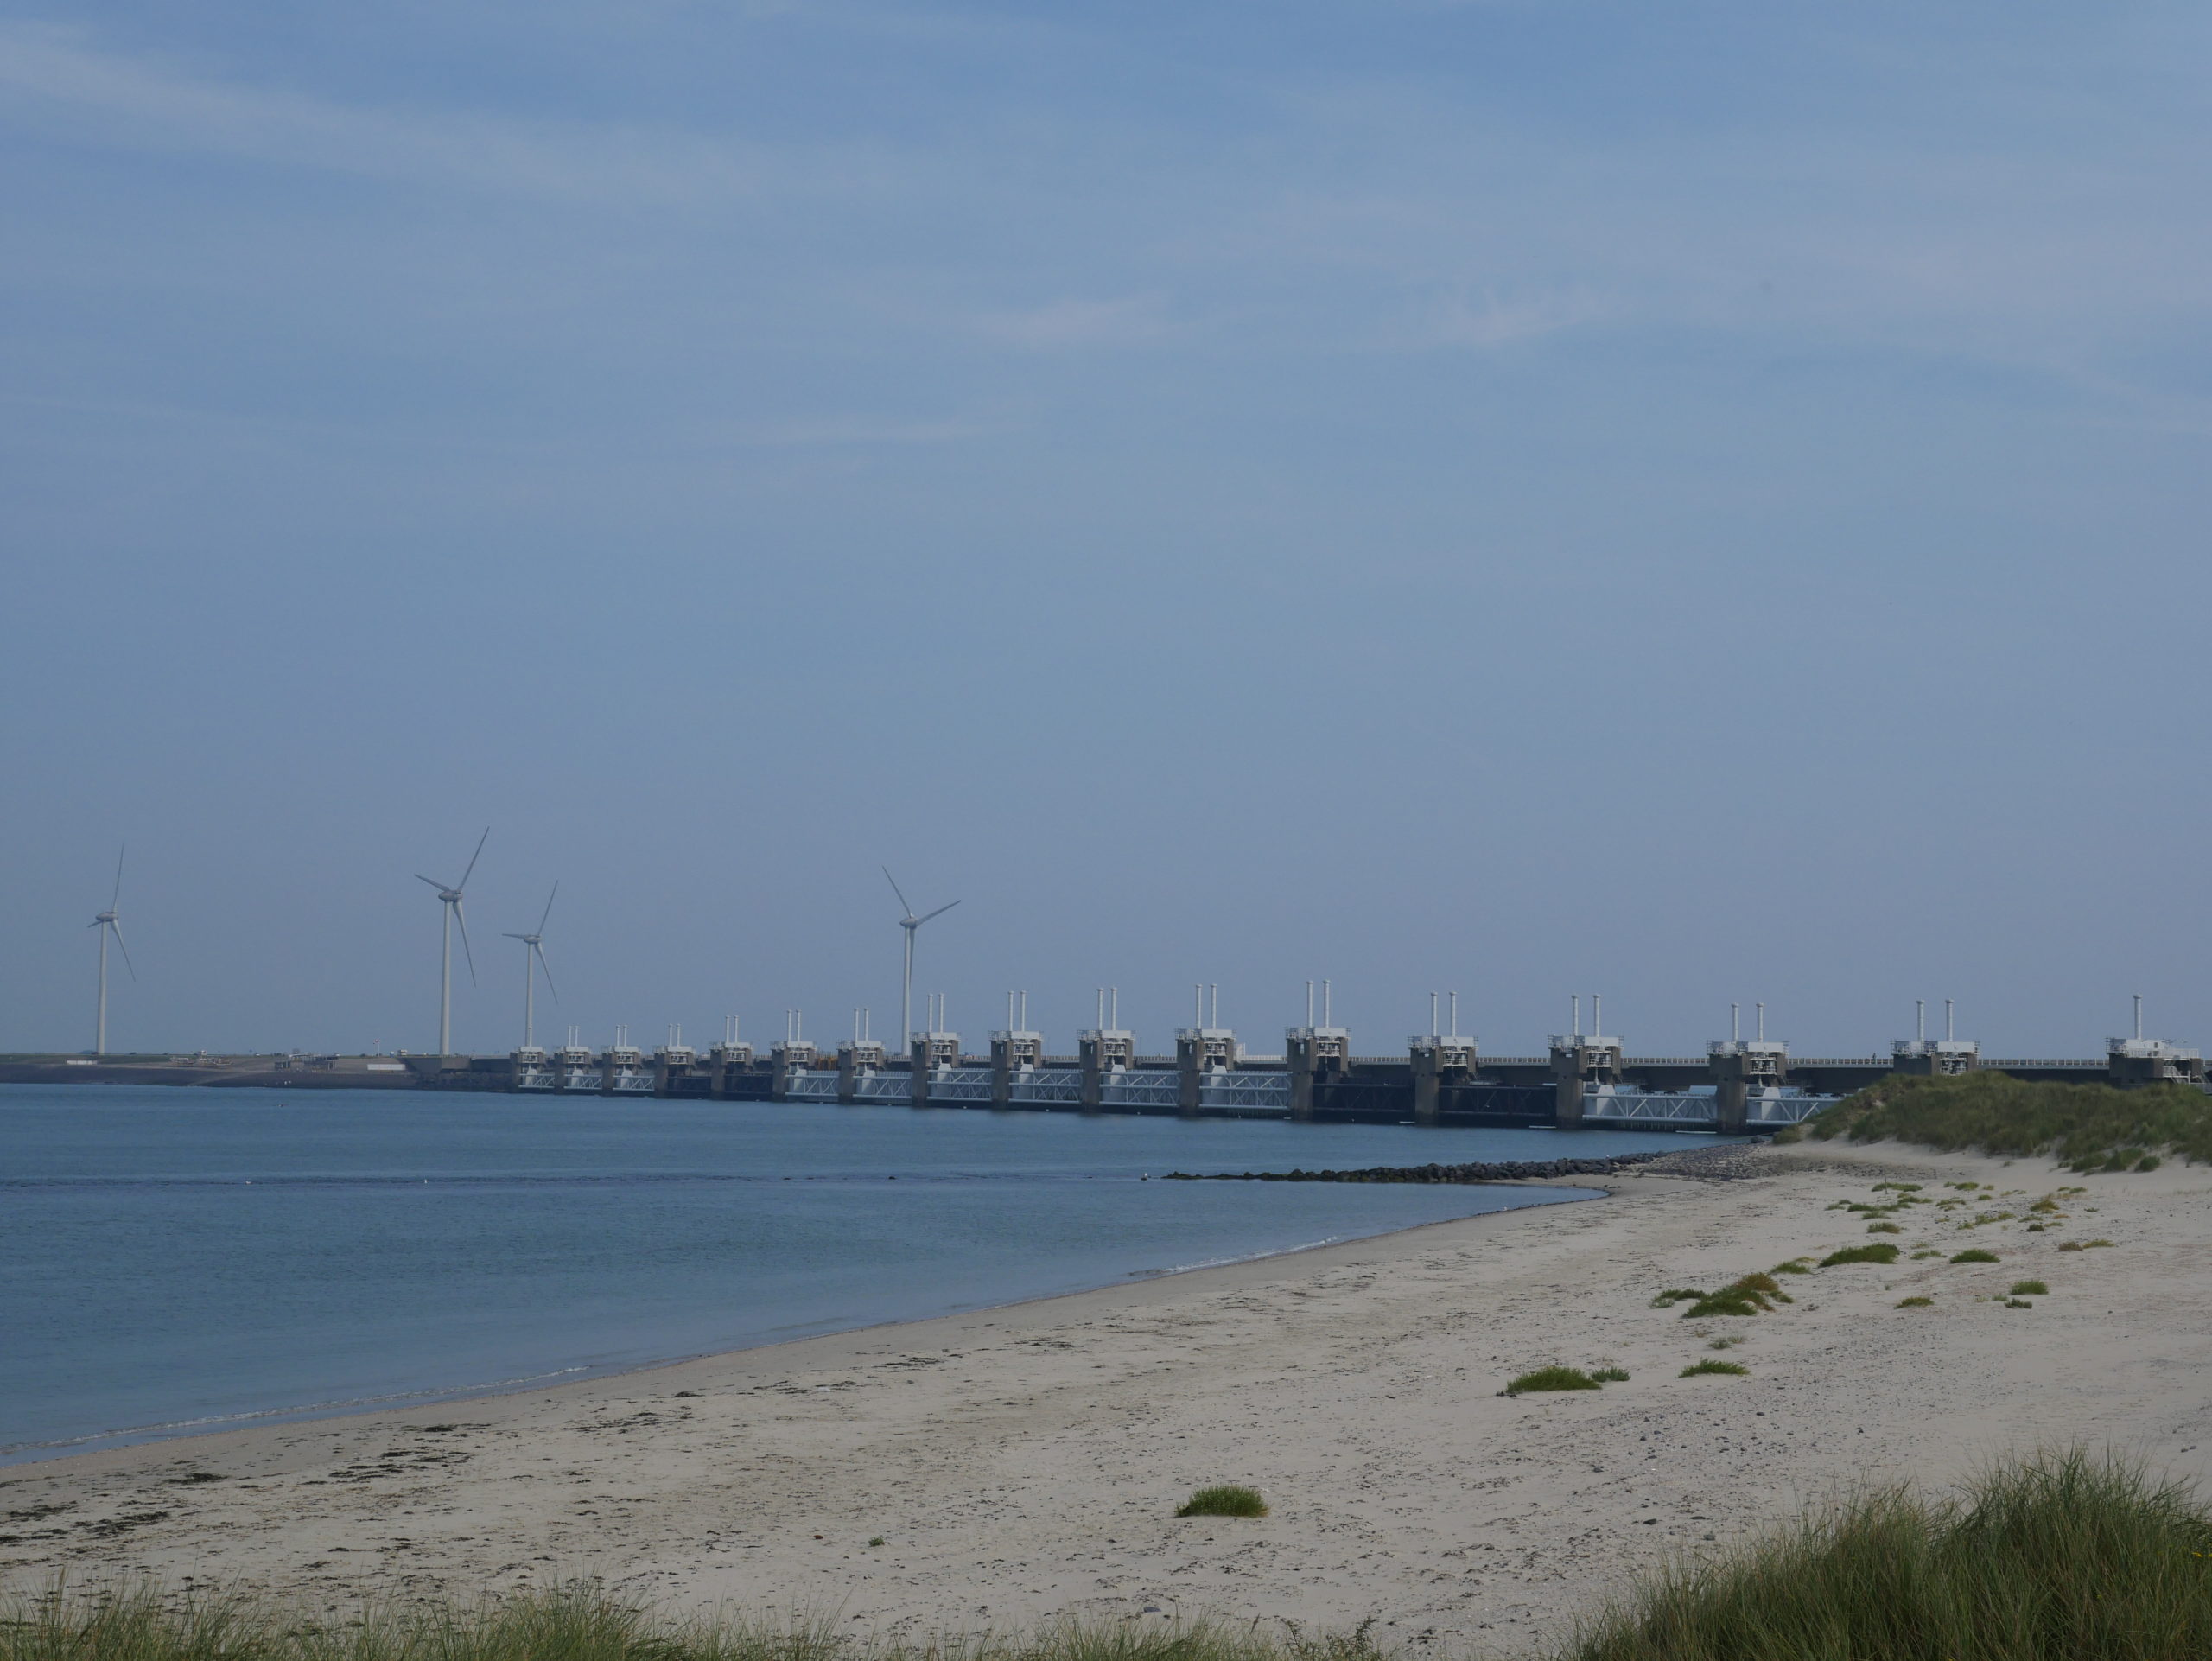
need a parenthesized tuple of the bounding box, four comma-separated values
(1164, 1152, 1675, 1184)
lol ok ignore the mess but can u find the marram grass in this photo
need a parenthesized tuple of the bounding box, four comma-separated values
(1563, 1449, 2212, 1661)
(1506, 1365, 1604, 1395)
(7, 1454, 2208, 1661)
(1175, 1485, 1268, 1518)
(1783, 1070, 2212, 1168)
(0, 1585, 1363, 1661)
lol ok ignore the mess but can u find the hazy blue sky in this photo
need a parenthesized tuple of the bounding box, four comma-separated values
(5, 1, 2209, 1060)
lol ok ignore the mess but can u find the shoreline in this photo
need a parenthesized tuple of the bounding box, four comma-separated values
(2, 1178, 1612, 1472)
(8, 1141, 2207, 1653)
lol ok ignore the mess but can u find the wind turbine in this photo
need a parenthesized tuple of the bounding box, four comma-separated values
(89, 845, 133, 1056)
(503, 883, 559, 1050)
(416, 829, 486, 1057)
(884, 868, 959, 1045)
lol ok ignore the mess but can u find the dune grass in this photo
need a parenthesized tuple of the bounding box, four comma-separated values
(1819, 1244, 1900, 1268)
(1566, 1449, 2212, 1661)
(1175, 1485, 1268, 1518)
(1677, 1359, 1748, 1378)
(12, 1455, 2210, 1661)
(1952, 1248, 2000, 1264)
(1675, 1273, 1791, 1320)
(0, 1583, 1362, 1661)
(1507, 1365, 1604, 1395)
(1896, 1295, 1934, 1308)
(1783, 1071, 2212, 1169)
(2010, 1280, 2050, 1297)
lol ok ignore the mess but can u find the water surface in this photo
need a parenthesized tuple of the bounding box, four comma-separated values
(0, 1086, 1704, 1459)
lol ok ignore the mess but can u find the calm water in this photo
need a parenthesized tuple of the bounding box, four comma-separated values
(0, 1086, 1704, 1460)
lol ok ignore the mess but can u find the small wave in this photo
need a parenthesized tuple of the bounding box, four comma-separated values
(1132, 1229, 1353, 1282)
(0, 1365, 590, 1457)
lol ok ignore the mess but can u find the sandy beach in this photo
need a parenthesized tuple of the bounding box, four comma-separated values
(5, 1141, 2209, 1652)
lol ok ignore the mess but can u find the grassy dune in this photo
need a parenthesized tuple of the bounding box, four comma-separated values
(8, 1454, 2207, 1661)
(1783, 1072, 2212, 1169)
(1570, 1450, 2212, 1661)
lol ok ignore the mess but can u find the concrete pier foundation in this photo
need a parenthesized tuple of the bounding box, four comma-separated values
(1707, 1039, 1788, 1135)
(1287, 1026, 1351, 1121)
(910, 1032, 960, 1106)
(769, 1039, 817, 1102)
(1077, 1028, 1135, 1111)
(709, 1038, 753, 1098)
(1176, 1028, 1237, 1115)
(1408, 1035, 1478, 1125)
(836, 1039, 887, 1104)
(1551, 1034, 1623, 1129)
(989, 1028, 1044, 1107)
(2107, 1036, 2205, 1087)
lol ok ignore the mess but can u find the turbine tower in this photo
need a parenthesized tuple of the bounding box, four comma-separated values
(88, 845, 133, 1056)
(503, 882, 559, 1049)
(416, 829, 486, 1057)
(883, 868, 959, 1044)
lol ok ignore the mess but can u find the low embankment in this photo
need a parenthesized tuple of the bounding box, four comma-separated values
(1788, 1072, 2211, 1170)
(1165, 1151, 1674, 1183)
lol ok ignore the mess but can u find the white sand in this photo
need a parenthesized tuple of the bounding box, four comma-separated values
(5, 1142, 2209, 1652)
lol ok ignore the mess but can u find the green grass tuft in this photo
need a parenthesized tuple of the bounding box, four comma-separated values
(1678, 1294, 1759, 1318)
(1649, 1289, 1707, 1308)
(1770, 1259, 1813, 1275)
(1506, 1365, 1603, 1395)
(1952, 1249, 2000, 1263)
(1896, 1296, 1934, 1308)
(2059, 1238, 2116, 1251)
(1177, 1484, 1268, 1518)
(1566, 1449, 2212, 1661)
(1820, 1244, 1901, 1267)
(1679, 1359, 1749, 1378)
(2009, 1280, 2050, 1296)
(1867, 1222, 1903, 1233)
(1591, 1366, 1630, 1383)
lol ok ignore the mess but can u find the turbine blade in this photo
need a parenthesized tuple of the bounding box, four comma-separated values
(537, 881, 558, 934)
(882, 866, 912, 916)
(111, 845, 125, 910)
(110, 921, 136, 981)
(534, 942, 560, 1004)
(502, 932, 528, 940)
(416, 873, 450, 890)
(457, 827, 489, 892)
(917, 899, 962, 925)
(454, 902, 478, 983)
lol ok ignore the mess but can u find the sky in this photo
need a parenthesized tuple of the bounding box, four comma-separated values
(3, 1, 2210, 1060)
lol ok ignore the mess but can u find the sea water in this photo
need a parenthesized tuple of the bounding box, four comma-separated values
(0, 1086, 1704, 1460)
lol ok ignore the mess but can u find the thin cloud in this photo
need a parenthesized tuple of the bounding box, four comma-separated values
(0, 22, 788, 202)
(970, 295, 1172, 347)
(1430, 286, 1611, 348)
